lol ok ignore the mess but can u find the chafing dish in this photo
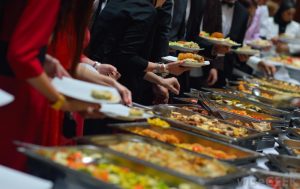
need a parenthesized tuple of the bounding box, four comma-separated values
(18, 144, 205, 189)
(107, 122, 262, 165)
(77, 134, 247, 185)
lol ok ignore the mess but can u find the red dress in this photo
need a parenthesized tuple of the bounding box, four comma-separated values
(47, 28, 91, 143)
(0, 0, 60, 170)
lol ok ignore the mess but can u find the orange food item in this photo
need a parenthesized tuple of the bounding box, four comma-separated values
(178, 53, 204, 63)
(211, 32, 224, 39)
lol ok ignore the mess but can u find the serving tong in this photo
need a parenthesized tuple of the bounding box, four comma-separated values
(188, 89, 226, 120)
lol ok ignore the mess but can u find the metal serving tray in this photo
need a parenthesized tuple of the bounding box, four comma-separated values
(250, 168, 300, 189)
(170, 104, 286, 134)
(196, 90, 290, 119)
(266, 154, 300, 174)
(151, 105, 268, 149)
(106, 122, 262, 165)
(18, 144, 205, 189)
(78, 134, 247, 185)
(287, 128, 300, 140)
(277, 138, 300, 157)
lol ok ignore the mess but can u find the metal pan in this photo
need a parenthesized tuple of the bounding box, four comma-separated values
(250, 168, 300, 189)
(106, 121, 262, 165)
(169, 104, 286, 134)
(151, 105, 267, 149)
(201, 91, 290, 118)
(266, 154, 300, 174)
(287, 128, 300, 140)
(277, 138, 300, 157)
(18, 144, 205, 189)
(77, 134, 247, 185)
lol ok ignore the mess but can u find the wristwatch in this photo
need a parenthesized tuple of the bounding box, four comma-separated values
(51, 94, 66, 110)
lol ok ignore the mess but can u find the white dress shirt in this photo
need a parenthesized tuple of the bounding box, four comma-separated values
(221, 3, 235, 36)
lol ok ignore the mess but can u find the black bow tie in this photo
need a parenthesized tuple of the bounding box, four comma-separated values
(221, 1, 235, 7)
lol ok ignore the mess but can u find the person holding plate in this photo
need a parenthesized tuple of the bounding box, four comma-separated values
(0, 0, 103, 170)
(89, 0, 189, 103)
(260, 0, 300, 55)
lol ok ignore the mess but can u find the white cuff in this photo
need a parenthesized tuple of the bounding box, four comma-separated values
(288, 44, 300, 54)
(246, 56, 261, 71)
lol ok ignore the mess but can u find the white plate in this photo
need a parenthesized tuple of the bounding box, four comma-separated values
(181, 60, 210, 68)
(169, 45, 203, 52)
(279, 36, 300, 44)
(52, 77, 121, 104)
(231, 49, 260, 56)
(0, 89, 14, 107)
(161, 56, 210, 68)
(200, 36, 240, 47)
(162, 56, 178, 62)
(247, 41, 272, 49)
(100, 104, 153, 121)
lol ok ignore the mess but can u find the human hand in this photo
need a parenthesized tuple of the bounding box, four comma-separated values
(237, 54, 251, 62)
(152, 84, 169, 104)
(60, 97, 105, 119)
(257, 61, 276, 76)
(44, 54, 70, 78)
(207, 68, 218, 86)
(160, 77, 180, 95)
(166, 61, 191, 76)
(95, 63, 121, 80)
(113, 81, 132, 105)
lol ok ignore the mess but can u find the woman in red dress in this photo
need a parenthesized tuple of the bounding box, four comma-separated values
(0, 0, 99, 170)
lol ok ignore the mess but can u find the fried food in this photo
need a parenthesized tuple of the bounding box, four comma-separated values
(110, 142, 232, 178)
(211, 32, 224, 39)
(178, 53, 204, 63)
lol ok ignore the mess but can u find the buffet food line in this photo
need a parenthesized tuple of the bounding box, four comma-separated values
(9, 31, 300, 189)
(13, 76, 300, 189)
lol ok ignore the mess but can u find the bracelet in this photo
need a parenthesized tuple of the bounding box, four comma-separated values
(51, 94, 66, 110)
(93, 61, 101, 69)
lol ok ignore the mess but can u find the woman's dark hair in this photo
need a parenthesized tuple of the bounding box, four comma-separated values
(274, 0, 296, 34)
(239, 0, 257, 9)
(52, 0, 94, 75)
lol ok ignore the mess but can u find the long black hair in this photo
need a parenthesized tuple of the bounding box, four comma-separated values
(51, 0, 94, 75)
(274, 0, 296, 34)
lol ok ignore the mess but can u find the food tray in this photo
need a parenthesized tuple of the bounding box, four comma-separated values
(106, 122, 261, 165)
(199, 90, 290, 119)
(277, 138, 300, 157)
(170, 104, 286, 134)
(151, 105, 268, 149)
(251, 168, 300, 189)
(287, 128, 300, 140)
(266, 154, 300, 174)
(78, 134, 247, 185)
(18, 145, 204, 189)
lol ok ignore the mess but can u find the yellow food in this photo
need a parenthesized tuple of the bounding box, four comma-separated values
(129, 108, 144, 117)
(147, 118, 170, 128)
(91, 90, 112, 100)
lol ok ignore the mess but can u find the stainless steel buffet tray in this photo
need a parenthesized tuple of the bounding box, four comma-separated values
(18, 144, 205, 189)
(169, 104, 286, 133)
(78, 134, 248, 185)
(150, 105, 268, 148)
(105, 122, 262, 165)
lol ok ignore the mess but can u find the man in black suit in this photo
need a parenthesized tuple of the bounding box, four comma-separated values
(187, 0, 249, 88)
(88, 0, 189, 103)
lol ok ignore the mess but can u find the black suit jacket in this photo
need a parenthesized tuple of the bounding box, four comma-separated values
(88, 0, 156, 102)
